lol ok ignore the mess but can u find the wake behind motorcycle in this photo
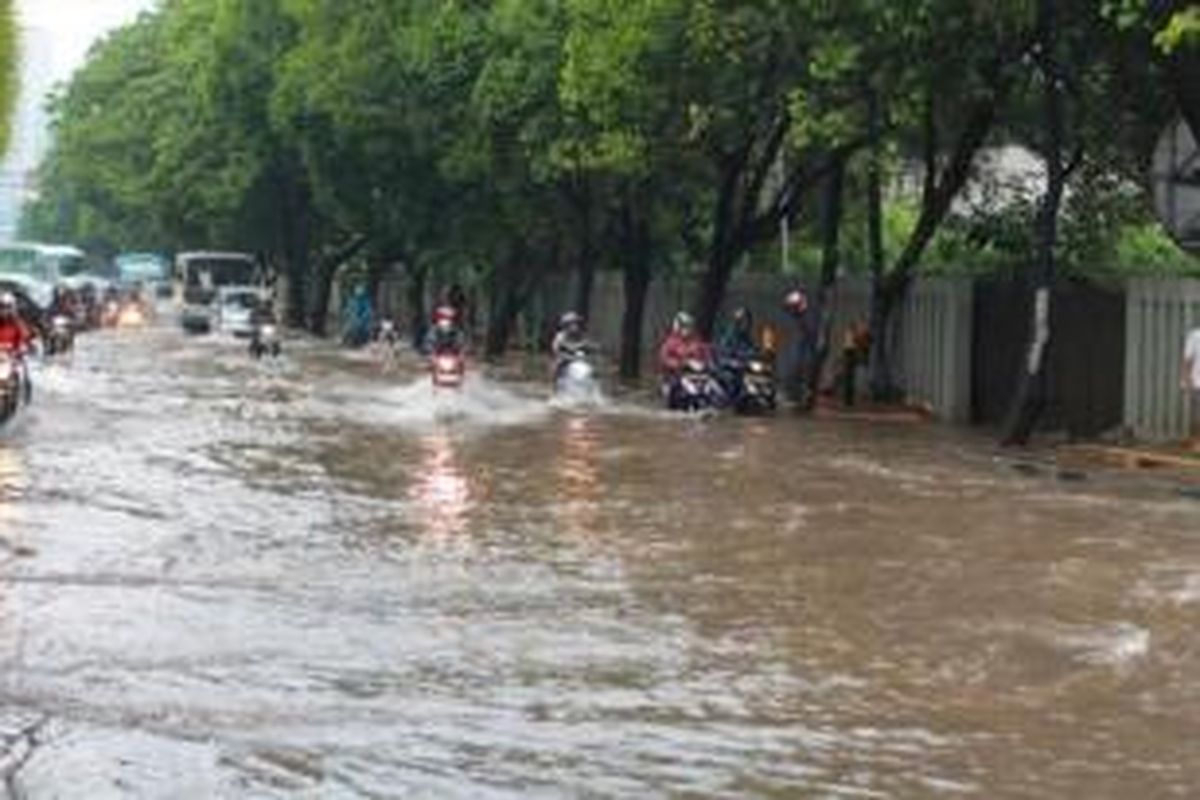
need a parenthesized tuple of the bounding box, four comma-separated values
(431, 349, 466, 390)
(248, 321, 282, 359)
(664, 358, 725, 412)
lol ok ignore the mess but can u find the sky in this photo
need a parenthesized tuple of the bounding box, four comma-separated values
(17, 0, 157, 81)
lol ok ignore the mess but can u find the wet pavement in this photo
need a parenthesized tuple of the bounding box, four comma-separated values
(0, 322, 1198, 798)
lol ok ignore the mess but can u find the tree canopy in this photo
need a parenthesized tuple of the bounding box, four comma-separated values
(18, 0, 1200, 371)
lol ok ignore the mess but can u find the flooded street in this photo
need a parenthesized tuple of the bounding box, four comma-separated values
(0, 323, 1198, 798)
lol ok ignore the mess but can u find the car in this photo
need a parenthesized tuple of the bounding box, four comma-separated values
(216, 287, 270, 337)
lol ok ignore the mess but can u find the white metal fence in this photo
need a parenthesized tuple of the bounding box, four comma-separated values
(1124, 279, 1200, 441)
(557, 272, 974, 421)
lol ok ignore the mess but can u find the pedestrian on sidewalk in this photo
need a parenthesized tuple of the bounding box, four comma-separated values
(841, 319, 871, 408)
(1183, 322, 1200, 450)
(783, 288, 815, 407)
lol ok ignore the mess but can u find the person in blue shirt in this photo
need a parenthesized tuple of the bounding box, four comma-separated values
(343, 285, 374, 347)
(716, 307, 760, 364)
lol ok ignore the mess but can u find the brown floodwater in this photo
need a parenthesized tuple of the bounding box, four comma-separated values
(0, 322, 1197, 798)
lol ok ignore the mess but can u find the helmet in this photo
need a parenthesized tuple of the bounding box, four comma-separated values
(559, 311, 583, 331)
(732, 306, 752, 328)
(0, 292, 16, 311)
(784, 289, 808, 314)
(672, 311, 695, 334)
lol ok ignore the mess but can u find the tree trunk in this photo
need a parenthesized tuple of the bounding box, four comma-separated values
(278, 177, 312, 330)
(406, 263, 428, 348)
(865, 89, 897, 402)
(805, 156, 846, 410)
(306, 235, 369, 336)
(484, 242, 532, 360)
(694, 163, 744, 337)
(573, 185, 597, 319)
(619, 216, 652, 382)
(869, 82, 1000, 400)
(1003, 0, 1066, 446)
(308, 260, 337, 337)
(366, 254, 394, 315)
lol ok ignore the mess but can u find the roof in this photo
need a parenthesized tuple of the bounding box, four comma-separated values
(175, 251, 256, 262)
(0, 242, 85, 257)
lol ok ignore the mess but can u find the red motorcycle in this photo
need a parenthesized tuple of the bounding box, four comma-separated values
(430, 349, 465, 390)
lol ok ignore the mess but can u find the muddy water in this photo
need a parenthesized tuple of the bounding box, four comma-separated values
(0, 324, 1197, 797)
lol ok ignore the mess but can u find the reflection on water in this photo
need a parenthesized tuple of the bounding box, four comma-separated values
(555, 415, 602, 543)
(409, 430, 474, 541)
(0, 445, 27, 551)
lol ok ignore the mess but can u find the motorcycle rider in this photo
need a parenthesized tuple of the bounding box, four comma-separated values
(551, 312, 594, 380)
(717, 307, 760, 364)
(0, 293, 34, 402)
(783, 287, 816, 405)
(425, 305, 466, 355)
(659, 312, 712, 374)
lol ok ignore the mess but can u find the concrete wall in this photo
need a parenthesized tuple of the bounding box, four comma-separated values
(1124, 279, 1200, 441)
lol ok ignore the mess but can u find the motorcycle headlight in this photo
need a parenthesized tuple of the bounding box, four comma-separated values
(0, 358, 14, 382)
(261, 325, 278, 339)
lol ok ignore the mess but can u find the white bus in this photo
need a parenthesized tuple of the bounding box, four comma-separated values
(0, 243, 89, 310)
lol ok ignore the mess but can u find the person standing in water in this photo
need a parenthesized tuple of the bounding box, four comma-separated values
(1183, 321, 1200, 451)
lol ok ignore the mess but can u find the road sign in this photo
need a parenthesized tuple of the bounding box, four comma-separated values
(1152, 117, 1200, 253)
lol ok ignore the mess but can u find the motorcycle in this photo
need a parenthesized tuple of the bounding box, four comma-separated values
(664, 358, 725, 412)
(555, 347, 600, 404)
(248, 321, 282, 359)
(45, 314, 75, 356)
(0, 350, 29, 424)
(718, 355, 777, 414)
(430, 349, 466, 390)
(100, 297, 121, 328)
(377, 319, 402, 367)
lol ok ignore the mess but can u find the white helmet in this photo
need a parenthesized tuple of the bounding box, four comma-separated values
(672, 311, 695, 333)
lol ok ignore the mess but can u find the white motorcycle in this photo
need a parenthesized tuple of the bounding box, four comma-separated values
(555, 346, 601, 405)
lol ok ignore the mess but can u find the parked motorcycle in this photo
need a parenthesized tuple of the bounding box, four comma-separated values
(663, 358, 725, 412)
(44, 314, 75, 356)
(248, 321, 282, 359)
(718, 356, 777, 414)
(431, 349, 466, 390)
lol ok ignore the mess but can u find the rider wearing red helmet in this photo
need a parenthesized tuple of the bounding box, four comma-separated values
(425, 305, 465, 355)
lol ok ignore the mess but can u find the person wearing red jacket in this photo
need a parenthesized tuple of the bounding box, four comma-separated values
(658, 312, 712, 374)
(0, 293, 33, 354)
